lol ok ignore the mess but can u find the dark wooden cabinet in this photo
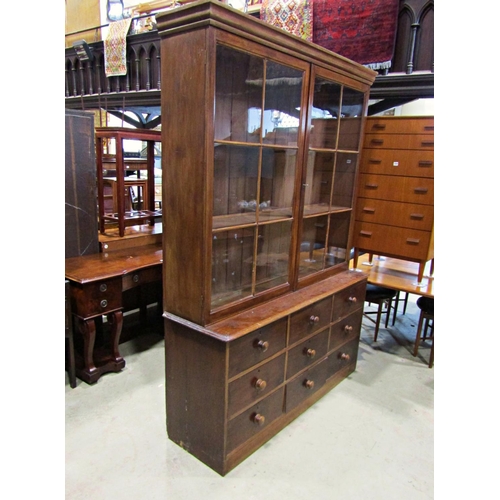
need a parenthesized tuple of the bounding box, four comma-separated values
(352, 116, 434, 283)
(157, 0, 376, 475)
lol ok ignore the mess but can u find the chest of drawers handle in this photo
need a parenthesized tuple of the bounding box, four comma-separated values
(370, 139, 384, 145)
(406, 238, 420, 245)
(410, 213, 424, 220)
(304, 379, 315, 389)
(372, 123, 386, 130)
(359, 230, 372, 237)
(368, 158, 382, 164)
(253, 378, 267, 391)
(99, 283, 107, 292)
(309, 315, 320, 324)
(424, 125, 434, 131)
(100, 299, 108, 308)
(304, 348, 316, 358)
(340, 353, 350, 361)
(365, 183, 378, 189)
(362, 207, 375, 214)
(414, 187, 428, 194)
(255, 340, 269, 352)
(133, 274, 140, 283)
(348, 296, 357, 304)
(344, 325, 353, 334)
(253, 413, 266, 425)
(421, 141, 434, 147)
(418, 160, 433, 167)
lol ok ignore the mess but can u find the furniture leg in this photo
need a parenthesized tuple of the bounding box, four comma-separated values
(66, 320, 77, 388)
(417, 261, 425, 284)
(429, 258, 434, 277)
(352, 247, 359, 268)
(413, 311, 424, 357)
(107, 310, 124, 363)
(80, 317, 97, 376)
(373, 305, 383, 342)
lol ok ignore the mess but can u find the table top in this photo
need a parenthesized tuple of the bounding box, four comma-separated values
(65, 244, 163, 284)
(350, 256, 434, 298)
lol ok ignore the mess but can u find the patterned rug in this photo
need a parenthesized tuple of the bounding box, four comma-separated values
(312, 0, 399, 69)
(104, 18, 132, 77)
(260, 0, 313, 42)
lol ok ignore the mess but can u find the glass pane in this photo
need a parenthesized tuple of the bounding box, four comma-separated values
(263, 61, 303, 145)
(215, 45, 263, 143)
(338, 87, 364, 151)
(258, 147, 296, 222)
(325, 212, 351, 268)
(303, 151, 335, 216)
(255, 221, 292, 293)
(332, 153, 358, 209)
(298, 215, 328, 277)
(211, 227, 255, 309)
(309, 78, 341, 149)
(213, 144, 259, 229)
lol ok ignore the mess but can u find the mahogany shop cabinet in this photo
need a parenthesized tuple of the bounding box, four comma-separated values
(352, 116, 434, 283)
(157, 0, 376, 475)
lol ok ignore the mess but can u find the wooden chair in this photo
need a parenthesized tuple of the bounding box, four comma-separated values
(413, 296, 434, 368)
(363, 284, 397, 341)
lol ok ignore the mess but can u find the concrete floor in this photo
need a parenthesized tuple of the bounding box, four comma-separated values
(65, 294, 434, 499)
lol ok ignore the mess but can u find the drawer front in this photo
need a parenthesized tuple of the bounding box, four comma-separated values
(364, 117, 434, 135)
(332, 281, 366, 321)
(289, 296, 332, 346)
(361, 149, 434, 178)
(358, 174, 433, 205)
(364, 134, 434, 151)
(227, 388, 285, 452)
(286, 329, 329, 379)
(71, 278, 122, 318)
(327, 338, 360, 378)
(285, 358, 329, 411)
(122, 266, 162, 291)
(229, 318, 287, 378)
(354, 222, 432, 260)
(408, 134, 434, 150)
(228, 354, 286, 418)
(355, 198, 434, 231)
(329, 309, 363, 353)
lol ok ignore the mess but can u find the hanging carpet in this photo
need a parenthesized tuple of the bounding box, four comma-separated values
(260, 0, 314, 42)
(312, 0, 399, 70)
(104, 18, 132, 77)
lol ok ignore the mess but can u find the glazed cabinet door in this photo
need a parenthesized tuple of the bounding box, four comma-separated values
(211, 43, 309, 312)
(298, 69, 366, 281)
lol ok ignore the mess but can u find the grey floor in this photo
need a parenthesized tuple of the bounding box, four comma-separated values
(65, 295, 434, 499)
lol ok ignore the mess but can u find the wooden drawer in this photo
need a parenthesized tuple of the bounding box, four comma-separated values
(364, 134, 434, 151)
(364, 117, 434, 135)
(360, 149, 434, 178)
(355, 198, 434, 231)
(227, 388, 285, 452)
(285, 358, 329, 411)
(228, 354, 286, 418)
(286, 329, 329, 379)
(228, 318, 287, 378)
(354, 221, 432, 260)
(357, 174, 433, 205)
(122, 266, 162, 291)
(327, 338, 360, 378)
(70, 278, 122, 319)
(329, 309, 363, 352)
(289, 296, 332, 346)
(332, 281, 365, 321)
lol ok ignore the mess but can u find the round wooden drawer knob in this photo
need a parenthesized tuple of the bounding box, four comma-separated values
(253, 413, 266, 425)
(100, 299, 108, 308)
(309, 315, 320, 324)
(254, 378, 267, 391)
(340, 353, 350, 361)
(344, 325, 353, 333)
(348, 296, 357, 304)
(256, 340, 269, 352)
(99, 283, 108, 292)
(305, 348, 316, 358)
(304, 379, 315, 389)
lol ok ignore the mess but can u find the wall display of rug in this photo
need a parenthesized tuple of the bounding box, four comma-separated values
(104, 18, 132, 77)
(260, 0, 313, 42)
(312, 0, 399, 70)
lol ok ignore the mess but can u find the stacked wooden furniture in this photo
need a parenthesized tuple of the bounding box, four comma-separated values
(96, 127, 162, 237)
(157, 0, 376, 476)
(352, 116, 434, 283)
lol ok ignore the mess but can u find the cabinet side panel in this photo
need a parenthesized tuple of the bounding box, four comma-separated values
(164, 319, 227, 473)
(161, 29, 210, 323)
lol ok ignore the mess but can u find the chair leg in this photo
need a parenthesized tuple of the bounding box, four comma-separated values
(384, 298, 392, 328)
(413, 309, 425, 357)
(392, 292, 400, 325)
(373, 302, 383, 342)
(428, 334, 434, 368)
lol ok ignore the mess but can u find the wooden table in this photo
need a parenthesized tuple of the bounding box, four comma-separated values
(350, 255, 434, 298)
(65, 244, 163, 384)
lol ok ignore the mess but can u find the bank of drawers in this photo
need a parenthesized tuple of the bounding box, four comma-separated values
(225, 280, 365, 453)
(354, 116, 434, 262)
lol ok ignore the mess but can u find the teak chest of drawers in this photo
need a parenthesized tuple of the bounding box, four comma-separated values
(353, 116, 434, 283)
(164, 270, 366, 476)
